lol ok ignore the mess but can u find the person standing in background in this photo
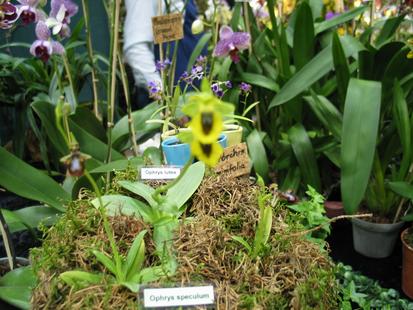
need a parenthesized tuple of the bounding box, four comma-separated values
(123, 0, 205, 108)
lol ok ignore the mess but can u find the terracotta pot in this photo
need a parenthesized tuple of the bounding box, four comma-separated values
(324, 201, 344, 219)
(401, 228, 413, 299)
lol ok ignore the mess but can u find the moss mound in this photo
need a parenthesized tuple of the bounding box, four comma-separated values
(30, 175, 339, 309)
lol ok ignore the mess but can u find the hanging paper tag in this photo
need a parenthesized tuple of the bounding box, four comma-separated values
(215, 143, 250, 178)
(152, 13, 184, 44)
(143, 285, 214, 308)
(140, 167, 180, 180)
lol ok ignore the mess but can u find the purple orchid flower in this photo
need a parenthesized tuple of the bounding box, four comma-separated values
(46, 0, 78, 37)
(325, 11, 339, 20)
(0, 1, 18, 29)
(16, 0, 40, 25)
(30, 21, 64, 62)
(213, 25, 250, 63)
(147, 81, 162, 100)
(240, 82, 251, 93)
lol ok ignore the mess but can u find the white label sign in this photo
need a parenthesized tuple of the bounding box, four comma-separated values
(143, 285, 214, 308)
(140, 167, 180, 180)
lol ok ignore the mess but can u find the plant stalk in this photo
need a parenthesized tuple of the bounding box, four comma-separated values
(117, 51, 139, 156)
(62, 53, 78, 107)
(105, 0, 121, 187)
(81, 0, 101, 120)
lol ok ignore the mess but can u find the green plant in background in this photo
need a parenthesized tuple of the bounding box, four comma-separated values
(336, 263, 413, 309)
(287, 185, 330, 246)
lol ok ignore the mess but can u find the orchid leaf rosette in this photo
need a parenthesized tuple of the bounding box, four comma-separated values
(179, 79, 234, 167)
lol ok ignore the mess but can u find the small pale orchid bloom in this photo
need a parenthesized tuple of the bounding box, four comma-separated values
(0, 1, 18, 29)
(30, 21, 64, 62)
(213, 26, 250, 63)
(16, 0, 40, 25)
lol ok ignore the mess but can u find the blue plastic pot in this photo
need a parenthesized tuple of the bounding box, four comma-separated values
(162, 134, 227, 167)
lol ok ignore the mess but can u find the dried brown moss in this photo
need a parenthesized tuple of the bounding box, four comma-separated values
(31, 175, 339, 309)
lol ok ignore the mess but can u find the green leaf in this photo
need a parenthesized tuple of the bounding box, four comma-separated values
(143, 147, 163, 165)
(31, 99, 68, 156)
(269, 35, 364, 108)
(387, 182, 413, 200)
(92, 251, 116, 275)
(91, 195, 154, 222)
(252, 205, 272, 257)
(392, 80, 411, 179)
(112, 102, 161, 150)
(165, 161, 205, 211)
(186, 32, 212, 72)
(119, 181, 157, 207)
(375, 15, 405, 47)
(3, 206, 62, 233)
(341, 79, 382, 214)
(124, 230, 147, 280)
(314, 6, 368, 34)
(0, 266, 35, 310)
(246, 130, 269, 182)
(332, 32, 350, 104)
(59, 271, 104, 289)
(238, 73, 279, 92)
(304, 93, 343, 140)
(90, 157, 144, 174)
(0, 147, 70, 211)
(69, 120, 124, 162)
(70, 107, 107, 142)
(293, 2, 314, 70)
(231, 236, 252, 253)
(288, 124, 322, 192)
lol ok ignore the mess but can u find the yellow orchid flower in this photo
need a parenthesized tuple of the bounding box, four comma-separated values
(188, 105, 223, 144)
(190, 139, 223, 167)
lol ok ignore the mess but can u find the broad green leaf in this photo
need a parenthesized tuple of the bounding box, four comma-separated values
(314, 6, 368, 34)
(0, 266, 35, 310)
(186, 32, 212, 72)
(269, 35, 364, 108)
(288, 124, 321, 192)
(70, 107, 107, 142)
(332, 32, 350, 104)
(112, 102, 161, 150)
(69, 120, 124, 162)
(3, 206, 61, 233)
(90, 157, 144, 174)
(92, 251, 116, 275)
(304, 93, 343, 140)
(238, 73, 279, 92)
(246, 129, 269, 182)
(341, 79, 382, 214)
(31, 99, 68, 156)
(143, 147, 163, 165)
(0, 147, 70, 211)
(125, 230, 146, 280)
(165, 161, 205, 210)
(129, 266, 165, 284)
(392, 80, 411, 179)
(91, 195, 154, 222)
(388, 182, 413, 201)
(230, 3, 242, 30)
(375, 15, 405, 47)
(119, 181, 156, 207)
(293, 2, 314, 70)
(59, 271, 104, 288)
(252, 205, 272, 257)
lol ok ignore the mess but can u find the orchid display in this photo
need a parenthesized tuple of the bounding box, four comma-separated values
(213, 25, 250, 63)
(30, 20, 64, 62)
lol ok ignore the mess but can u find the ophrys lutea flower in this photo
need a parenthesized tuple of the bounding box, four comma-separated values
(179, 79, 234, 167)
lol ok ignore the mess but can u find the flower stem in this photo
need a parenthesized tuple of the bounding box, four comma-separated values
(117, 51, 139, 156)
(152, 156, 194, 203)
(105, 0, 121, 187)
(81, 0, 100, 120)
(62, 53, 77, 107)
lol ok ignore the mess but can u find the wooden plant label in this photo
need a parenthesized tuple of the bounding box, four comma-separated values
(152, 13, 183, 44)
(215, 143, 250, 178)
(143, 285, 214, 308)
(140, 167, 180, 180)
